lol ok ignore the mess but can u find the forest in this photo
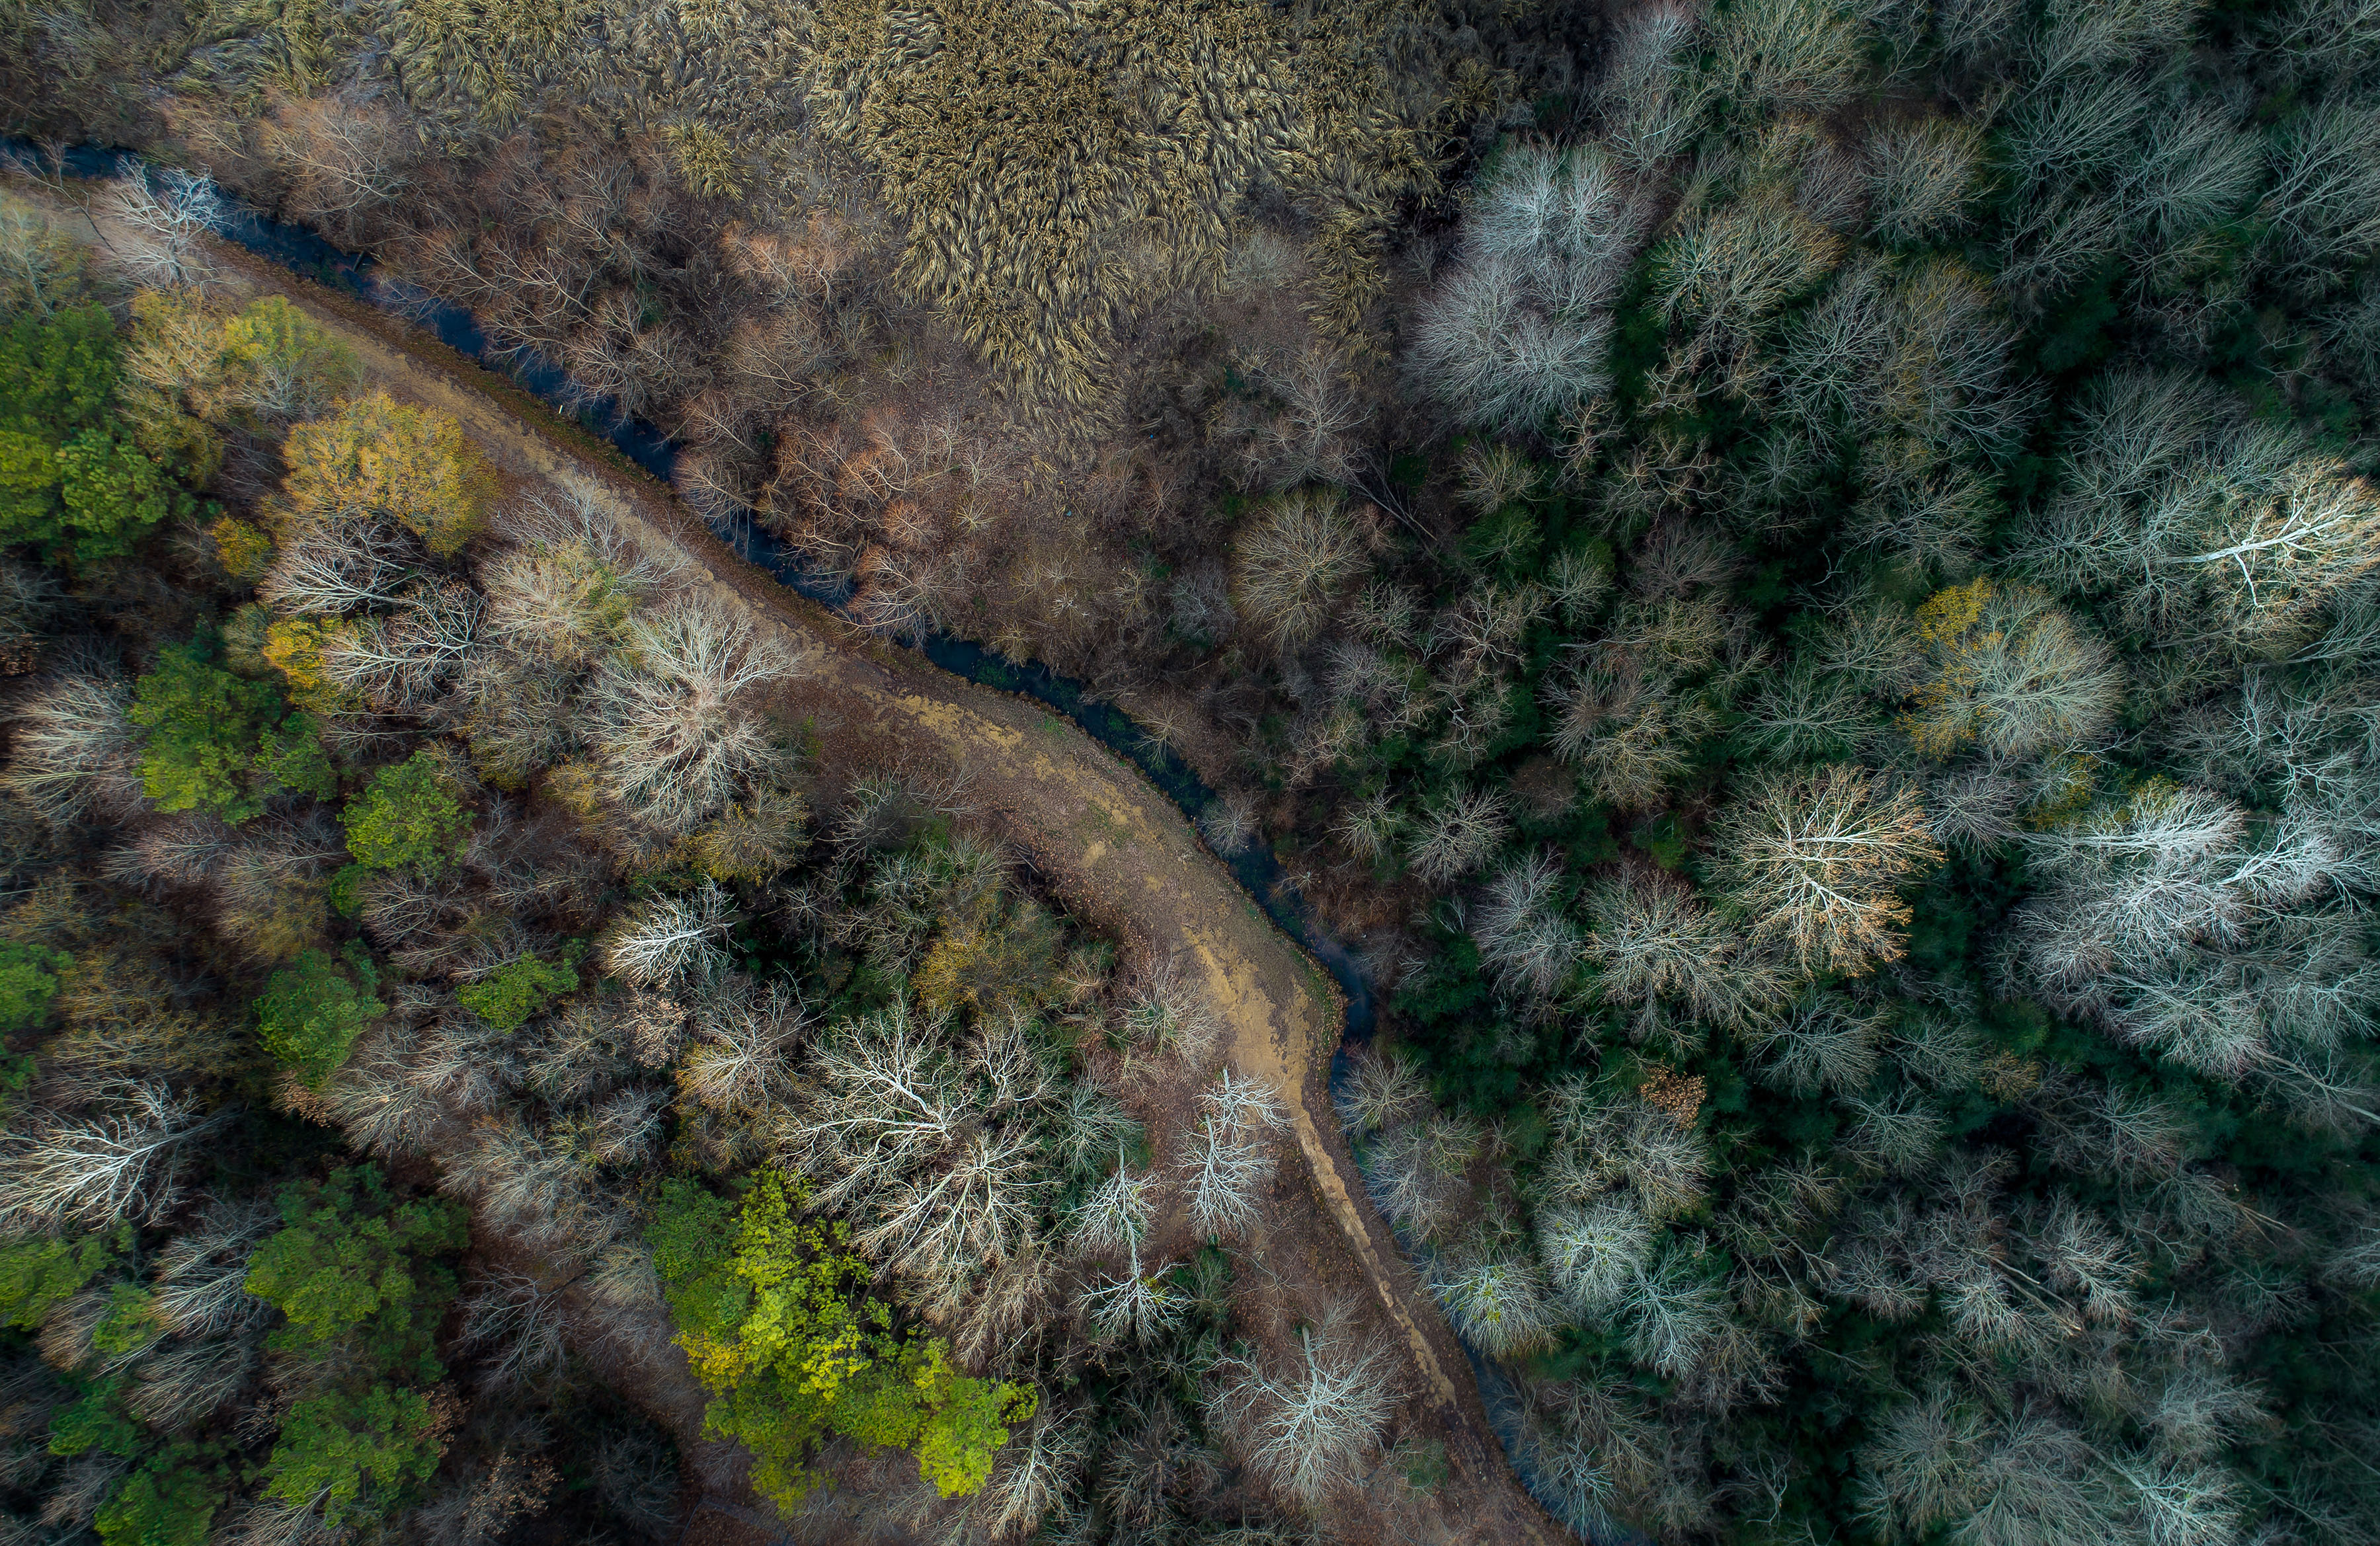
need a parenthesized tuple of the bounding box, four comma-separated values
(5, 0, 2380, 1545)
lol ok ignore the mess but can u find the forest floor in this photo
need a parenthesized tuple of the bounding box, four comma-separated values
(13, 176, 1565, 1546)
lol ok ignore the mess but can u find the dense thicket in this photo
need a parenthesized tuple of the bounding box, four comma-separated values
(1273, 5, 2380, 1545)
(11, 1, 2380, 1544)
(0, 201, 1357, 1544)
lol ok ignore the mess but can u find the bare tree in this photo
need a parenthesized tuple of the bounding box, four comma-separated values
(1743, 994, 1890, 1096)
(0, 192, 90, 317)
(600, 882, 738, 988)
(1069, 1159, 1156, 1256)
(481, 488, 665, 666)
(1206, 1307, 1403, 1504)
(1332, 1046, 1429, 1137)
(2, 665, 138, 824)
(1471, 851, 1581, 1004)
(955, 1404, 1090, 1543)
(1229, 489, 1370, 650)
(0, 1083, 234, 1232)
(1538, 1196, 1656, 1318)
(1117, 960, 1220, 1067)
(1408, 787, 1511, 886)
(319, 582, 485, 711)
(1866, 116, 1986, 245)
(1710, 763, 1942, 976)
(588, 597, 805, 833)
(677, 978, 807, 1116)
(102, 169, 221, 287)
(258, 516, 420, 617)
(1079, 1240, 1183, 1345)
(1361, 1114, 1477, 1244)
(1178, 1071, 1287, 1241)
(780, 1005, 1066, 1306)
(1407, 142, 1649, 432)
(2002, 782, 2380, 1087)
(150, 1196, 277, 1336)
(127, 1334, 257, 1429)
(1581, 867, 1792, 1050)
(1430, 1241, 1562, 1358)
(457, 1267, 574, 1390)
(260, 95, 413, 231)
(1899, 581, 2123, 760)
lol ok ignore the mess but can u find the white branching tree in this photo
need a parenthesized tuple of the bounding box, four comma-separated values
(1471, 850, 1582, 1004)
(1709, 763, 1943, 976)
(1178, 1070, 1288, 1240)
(1408, 142, 1649, 431)
(256, 517, 419, 617)
(1, 664, 138, 823)
(102, 169, 221, 287)
(1206, 1307, 1403, 1504)
(0, 1083, 233, 1232)
(780, 1004, 1070, 1308)
(1430, 1237, 1562, 1358)
(1582, 867, 1793, 1052)
(588, 596, 805, 833)
(676, 977, 807, 1117)
(600, 882, 738, 988)
(2003, 781, 2380, 1093)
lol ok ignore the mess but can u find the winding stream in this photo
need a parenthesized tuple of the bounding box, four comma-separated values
(5, 143, 1556, 1520)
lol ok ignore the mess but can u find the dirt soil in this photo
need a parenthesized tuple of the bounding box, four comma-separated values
(17, 178, 1566, 1546)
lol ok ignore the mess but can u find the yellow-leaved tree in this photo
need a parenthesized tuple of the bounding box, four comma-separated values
(279, 391, 495, 554)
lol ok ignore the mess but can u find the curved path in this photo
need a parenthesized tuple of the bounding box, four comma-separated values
(22, 180, 1566, 1546)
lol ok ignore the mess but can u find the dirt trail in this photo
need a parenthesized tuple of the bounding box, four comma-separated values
(21, 182, 1565, 1545)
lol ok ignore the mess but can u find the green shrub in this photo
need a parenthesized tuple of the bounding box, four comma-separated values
(455, 954, 578, 1031)
(260, 1385, 443, 1527)
(0, 939, 69, 1030)
(0, 1231, 115, 1329)
(243, 1165, 467, 1375)
(254, 949, 383, 1085)
(95, 1449, 223, 1546)
(0, 303, 190, 562)
(650, 1173, 1035, 1510)
(341, 750, 471, 872)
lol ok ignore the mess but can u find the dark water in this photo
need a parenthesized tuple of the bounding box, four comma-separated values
(9, 142, 1573, 1523)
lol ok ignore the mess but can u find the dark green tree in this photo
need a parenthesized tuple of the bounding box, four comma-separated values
(253, 949, 383, 1086)
(129, 639, 335, 823)
(0, 303, 188, 561)
(243, 1165, 467, 1376)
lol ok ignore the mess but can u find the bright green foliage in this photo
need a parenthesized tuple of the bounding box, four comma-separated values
(129, 639, 331, 822)
(55, 428, 186, 562)
(649, 1173, 1033, 1510)
(89, 1283, 159, 1358)
(243, 1165, 466, 1375)
(260, 1385, 443, 1526)
(340, 750, 472, 872)
(0, 303, 189, 561)
(455, 954, 578, 1031)
(255, 713, 338, 804)
(0, 1231, 115, 1329)
(254, 948, 383, 1085)
(899, 1343, 1037, 1498)
(0, 938, 69, 1030)
(95, 1450, 223, 1546)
